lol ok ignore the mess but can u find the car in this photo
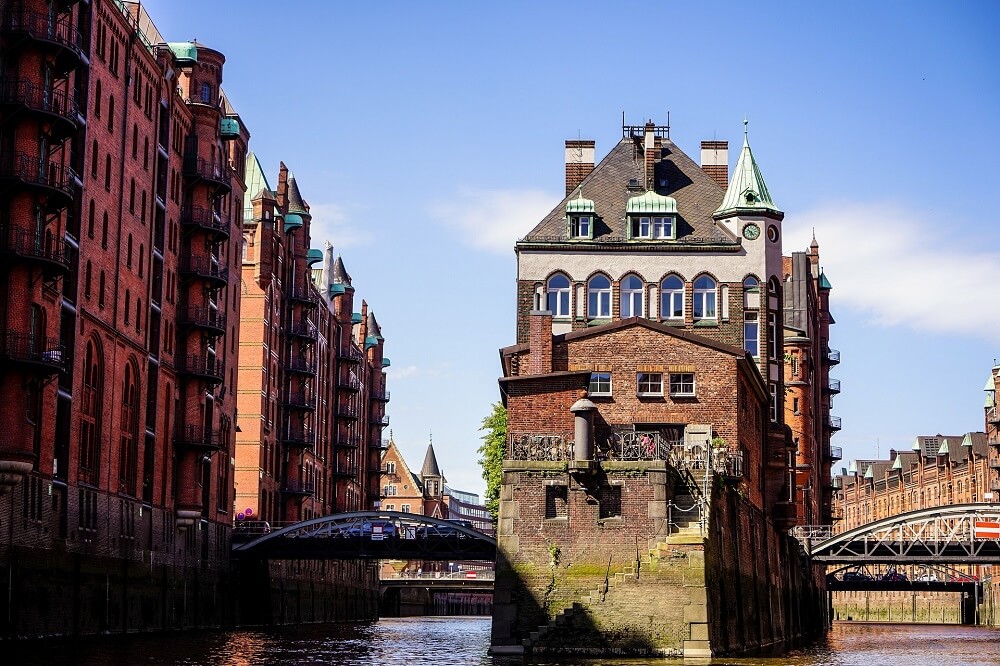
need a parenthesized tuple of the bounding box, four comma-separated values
(420, 519, 476, 538)
(949, 574, 979, 582)
(340, 519, 397, 539)
(843, 571, 873, 582)
(917, 574, 939, 582)
(881, 571, 907, 582)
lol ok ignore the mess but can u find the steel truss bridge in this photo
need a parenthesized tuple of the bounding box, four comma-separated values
(796, 503, 1000, 565)
(231, 511, 497, 561)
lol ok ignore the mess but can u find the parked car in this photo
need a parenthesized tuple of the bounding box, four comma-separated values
(917, 573, 938, 582)
(341, 519, 397, 540)
(843, 571, 873, 582)
(949, 574, 979, 582)
(882, 571, 907, 582)
(420, 519, 476, 538)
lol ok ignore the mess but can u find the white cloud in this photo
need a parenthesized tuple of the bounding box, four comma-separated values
(785, 202, 1000, 343)
(306, 201, 371, 249)
(387, 364, 419, 381)
(428, 188, 558, 255)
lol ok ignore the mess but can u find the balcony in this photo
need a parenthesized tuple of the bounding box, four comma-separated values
(331, 463, 359, 477)
(989, 438, 1000, 449)
(337, 403, 359, 419)
(334, 435, 361, 449)
(0, 152, 76, 208)
(826, 415, 843, 432)
(285, 357, 317, 376)
(177, 355, 224, 384)
(280, 429, 315, 449)
(0, 331, 65, 375)
(371, 389, 390, 402)
(281, 480, 315, 497)
(826, 348, 841, 365)
(286, 319, 318, 341)
(988, 407, 999, 426)
(179, 255, 229, 287)
(283, 392, 316, 411)
(337, 345, 364, 364)
(0, 224, 70, 276)
(0, 78, 81, 140)
(286, 285, 319, 307)
(179, 206, 230, 242)
(1, 10, 88, 75)
(182, 154, 231, 196)
(374, 415, 390, 427)
(173, 425, 223, 452)
(179, 306, 226, 337)
(826, 445, 843, 462)
(825, 378, 841, 395)
(339, 374, 361, 392)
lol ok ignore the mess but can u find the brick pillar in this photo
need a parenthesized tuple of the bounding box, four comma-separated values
(699, 140, 729, 189)
(565, 139, 595, 195)
(528, 310, 553, 375)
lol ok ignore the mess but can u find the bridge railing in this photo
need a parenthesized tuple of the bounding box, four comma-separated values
(382, 570, 495, 581)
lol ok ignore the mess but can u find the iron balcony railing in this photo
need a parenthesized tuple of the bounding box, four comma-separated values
(375, 415, 390, 427)
(280, 429, 315, 449)
(180, 206, 230, 240)
(337, 345, 364, 363)
(177, 355, 224, 383)
(827, 378, 841, 394)
(826, 415, 843, 431)
(0, 225, 70, 274)
(173, 424, 223, 451)
(286, 357, 317, 375)
(826, 348, 841, 365)
(286, 285, 319, 306)
(286, 319, 318, 341)
(827, 445, 843, 461)
(0, 78, 81, 133)
(281, 480, 315, 496)
(1, 331, 65, 373)
(0, 151, 76, 202)
(179, 306, 226, 335)
(334, 435, 361, 449)
(988, 438, 1000, 448)
(178, 256, 229, 286)
(283, 392, 316, 411)
(331, 463, 360, 477)
(371, 389, 390, 402)
(1, 9, 87, 72)
(182, 155, 231, 193)
(337, 403, 359, 419)
(988, 407, 999, 426)
(339, 374, 361, 391)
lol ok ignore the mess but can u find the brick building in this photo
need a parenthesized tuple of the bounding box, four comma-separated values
(234, 156, 390, 525)
(0, 0, 249, 635)
(491, 120, 829, 656)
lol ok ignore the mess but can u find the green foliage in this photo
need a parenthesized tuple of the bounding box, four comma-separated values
(478, 401, 507, 524)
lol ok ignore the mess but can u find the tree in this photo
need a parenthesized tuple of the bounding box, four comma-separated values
(478, 401, 507, 524)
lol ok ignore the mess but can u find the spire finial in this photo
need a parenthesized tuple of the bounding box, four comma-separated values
(743, 116, 749, 145)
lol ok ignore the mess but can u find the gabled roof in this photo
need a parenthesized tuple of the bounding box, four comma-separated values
(520, 137, 734, 245)
(714, 127, 783, 220)
(243, 153, 272, 222)
(380, 437, 425, 495)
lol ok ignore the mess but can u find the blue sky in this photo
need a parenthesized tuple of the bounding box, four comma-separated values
(144, 1, 1000, 497)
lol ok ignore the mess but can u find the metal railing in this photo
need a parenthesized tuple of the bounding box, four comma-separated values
(1, 331, 65, 372)
(0, 225, 70, 271)
(0, 151, 76, 199)
(178, 256, 229, 285)
(282, 480, 315, 495)
(1, 9, 87, 59)
(827, 378, 841, 394)
(337, 403, 359, 418)
(375, 415, 390, 427)
(180, 306, 226, 333)
(182, 155, 230, 189)
(286, 285, 319, 305)
(828, 445, 843, 461)
(177, 355, 224, 382)
(173, 424, 223, 451)
(283, 392, 315, 410)
(826, 415, 843, 431)
(286, 319, 318, 340)
(286, 357, 317, 375)
(0, 78, 80, 126)
(337, 345, 364, 363)
(180, 206, 230, 238)
(790, 525, 834, 541)
(382, 570, 495, 581)
(338, 374, 361, 391)
(826, 348, 841, 365)
(280, 430, 315, 448)
(371, 389, 390, 402)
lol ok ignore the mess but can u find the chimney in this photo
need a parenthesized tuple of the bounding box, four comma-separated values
(644, 121, 656, 190)
(528, 310, 553, 375)
(700, 140, 729, 189)
(565, 140, 595, 195)
(276, 161, 289, 211)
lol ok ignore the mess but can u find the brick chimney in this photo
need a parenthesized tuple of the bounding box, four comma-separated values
(528, 310, 553, 375)
(565, 140, 595, 195)
(700, 140, 729, 189)
(644, 121, 656, 191)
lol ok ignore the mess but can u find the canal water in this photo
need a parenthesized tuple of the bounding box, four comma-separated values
(6, 618, 1000, 665)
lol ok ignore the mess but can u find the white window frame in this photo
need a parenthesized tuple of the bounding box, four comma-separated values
(546, 274, 571, 318)
(620, 275, 644, 318)
(589, 372, 612, 397)
(669, 373, 695, 397)
(383, 484, 397, 497)
(571, 215, 591, 239)
(652, 216, 674, 239)
(385, 461, 396, 474)
(587, 275, 611, 319)
(744, 310, 759, 358)
(660, 275, 684, 320)
(693, 275, 717, 320)
(637, 372, 663, 397)
(401, 503, 411, 513)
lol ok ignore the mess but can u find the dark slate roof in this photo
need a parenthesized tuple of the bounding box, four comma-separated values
(286, 173, 309, 216)
(332, 255, 352, 286)
(367, 312, 383, 340)
(520, 137, 735, 245)
(420, 443, 441, 478)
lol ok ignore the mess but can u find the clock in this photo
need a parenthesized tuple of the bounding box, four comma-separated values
(742, 223, 760, 240)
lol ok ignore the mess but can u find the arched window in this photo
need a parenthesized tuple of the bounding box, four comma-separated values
(660, 275, 684, 321)
(546, 274, 571, 317)
(693, 275, 717, 320)
(79, 339, 103, 484)
(587, 274, 611, 319)
(119, 361, 140, 496)
(620, 275, 644, 318)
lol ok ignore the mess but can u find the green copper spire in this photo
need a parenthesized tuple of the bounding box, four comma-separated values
(938, 439, 950, 456)
(714, 119, 783, 220)
(244, 152, 273, 222)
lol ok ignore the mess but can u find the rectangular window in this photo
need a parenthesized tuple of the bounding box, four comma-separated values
(383, 504, 394, 511)
(383, 484, 397, 496)
(769, 383, 779, 422)
(571, 215, 591, 238)
(744, 311, 759, 357)
(630, 216, 673, 239)
(637, 372, 663, 396)
(768, 312, 778, 360)
(669, 373, 695, 397)
(599, 484, 622, 519)
(401, 504, 411, 513)
(652, 216, 673, 239)
(589, 372, 612, 397)
(545, 485, 568, 519)
(385, 461, 396, 474)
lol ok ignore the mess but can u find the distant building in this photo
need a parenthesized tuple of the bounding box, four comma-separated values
(986, 364, 1000, 499)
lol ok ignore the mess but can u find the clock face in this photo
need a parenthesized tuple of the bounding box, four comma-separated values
(743, 223, 760, 240)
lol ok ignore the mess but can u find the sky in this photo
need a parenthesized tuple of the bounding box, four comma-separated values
(143, 0, 1000, 498)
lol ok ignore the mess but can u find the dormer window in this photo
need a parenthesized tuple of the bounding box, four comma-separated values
(566, 193, 595, 240)
(625, 191, 678, 240)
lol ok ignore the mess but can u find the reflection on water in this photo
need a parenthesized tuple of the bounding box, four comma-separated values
(5, 618, 1000, 665)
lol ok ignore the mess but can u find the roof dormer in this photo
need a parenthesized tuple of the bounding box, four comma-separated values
(565, 193, 596, 240)
(625, 190, 677, 240)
